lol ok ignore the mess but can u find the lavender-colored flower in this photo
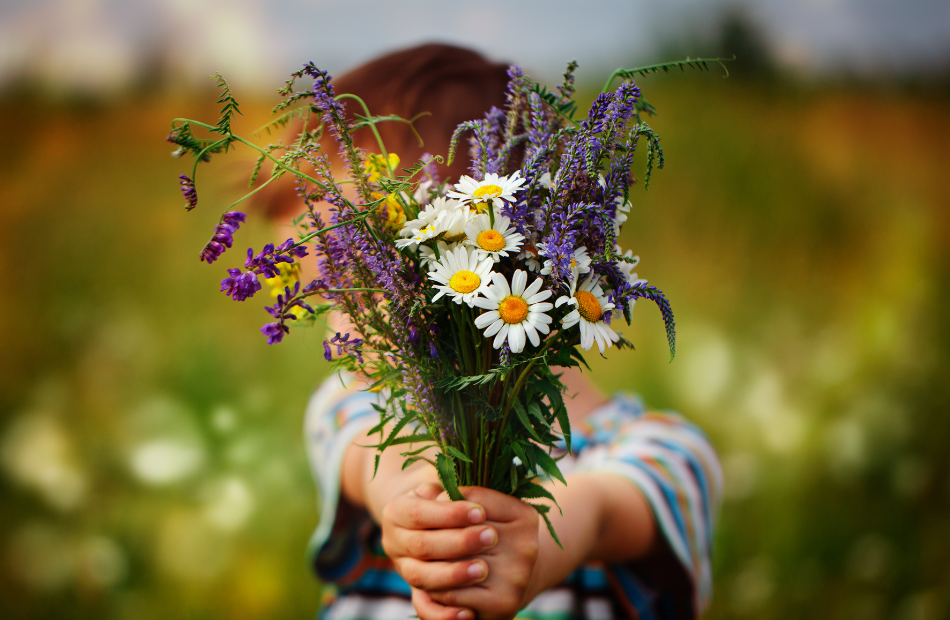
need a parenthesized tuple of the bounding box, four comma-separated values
(199, 211, 246, 264)
(499, 342, 511, 366)
(325, 332, 365, 364)
(261, 322, 288, 345)
(179, 175, 197, 210)
(244, 239, 308, 278)
(429, 342, 438, 359)
(220, 268, 261, 301)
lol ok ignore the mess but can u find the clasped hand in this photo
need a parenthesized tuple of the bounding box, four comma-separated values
(381, 482, 541, 620)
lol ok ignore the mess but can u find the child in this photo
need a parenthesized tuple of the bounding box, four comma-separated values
(269, 44, 722, 620)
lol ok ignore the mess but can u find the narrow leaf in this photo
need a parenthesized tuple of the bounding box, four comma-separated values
(436, 453, 464, 501)
(528, 445, 567, 486)
(445, 445, 474, 464)
(512, 399, 541, 441)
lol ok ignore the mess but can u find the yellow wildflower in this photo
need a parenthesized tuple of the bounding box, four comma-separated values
(264, 262, 301, 298)
(361, 152, 400, 183)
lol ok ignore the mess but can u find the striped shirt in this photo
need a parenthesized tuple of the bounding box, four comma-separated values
(304, 373, 722, 620)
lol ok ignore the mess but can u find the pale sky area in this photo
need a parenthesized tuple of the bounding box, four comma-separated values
(1, 0, 949, 94)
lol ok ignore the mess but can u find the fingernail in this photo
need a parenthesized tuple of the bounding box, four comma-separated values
(457, 611, 473, 620)
(468, 508, 484, 524)
(479, 528, 496, 547)
(467, 562, 484, 579)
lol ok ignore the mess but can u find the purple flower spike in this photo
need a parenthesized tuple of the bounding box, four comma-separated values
(179, 175, 197, 210)
(323, 341, 333, 362)
(199, 211, 246, 264)
(220, 268, 261, 301)
(429, 342, 439, 359)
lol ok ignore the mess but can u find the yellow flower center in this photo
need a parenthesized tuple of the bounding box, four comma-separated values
(414, 225, 436, 241)
(477, 229, 506, 252)
(472, 184, 503, 202)
(449, 270, 481, 294)
(570, 257, 577, 269)
(574, 290, 603, 323)
(498, 295, 529, 324)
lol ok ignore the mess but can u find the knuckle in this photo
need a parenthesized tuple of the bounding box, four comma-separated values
(405, 503, 423, 527)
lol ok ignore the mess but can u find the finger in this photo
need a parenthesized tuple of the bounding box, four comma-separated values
(386, 496, 486, 530)
(458, 486, 534, 523)
(431, 586, 518, 613)
(397, 557, 488, 590)
(414, 482, 444, 501)
(396, 524, 497, 560)
(412, 587, 474, 620)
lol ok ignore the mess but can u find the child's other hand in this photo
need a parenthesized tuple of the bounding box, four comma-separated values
(381, 482, 497, 599)
(428, 487, 541, 620)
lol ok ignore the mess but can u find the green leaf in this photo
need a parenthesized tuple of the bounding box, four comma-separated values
(386, 432, 434, 446)
(528, 445, 567, 486)
(570, 348, 591, 371)
(515, 480, 556, 503)
(401, 455, 435, 470)
(445, 445, 473, 464)
(510, 441, 530, 470)
(379, 413, 415, 451)
(555, 404, 571, 454)
(367, 368, 402, 392)
(400, 445, 433, 458)
(512, 399, 541, 441)
(527, 502, 563, 550)
(527, 400, 550, 428)
(436, 453, 464, 501)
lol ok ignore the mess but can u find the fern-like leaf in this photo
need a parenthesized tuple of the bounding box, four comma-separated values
(603, 56, 735, 92)
(210, 73, 243, 136)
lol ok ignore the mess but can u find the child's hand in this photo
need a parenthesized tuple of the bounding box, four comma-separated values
(380, 482, 497, 602)
(427, 487, 541, 620)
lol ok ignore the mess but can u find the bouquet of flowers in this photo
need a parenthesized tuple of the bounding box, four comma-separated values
(168, 57, 722, 541)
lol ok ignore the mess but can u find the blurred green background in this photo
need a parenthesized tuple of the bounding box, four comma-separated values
(2, 2, 950, 619)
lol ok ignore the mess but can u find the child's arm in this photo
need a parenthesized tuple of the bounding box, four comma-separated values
(342, 424, 659, 620)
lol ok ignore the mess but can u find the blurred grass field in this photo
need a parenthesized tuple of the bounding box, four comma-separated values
(0, 75, 948, 619)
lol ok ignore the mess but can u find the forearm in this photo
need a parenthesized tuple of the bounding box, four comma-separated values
(527, 472, 656, 599)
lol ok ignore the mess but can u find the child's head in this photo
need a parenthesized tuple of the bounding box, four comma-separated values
(260, 43, 511, 218)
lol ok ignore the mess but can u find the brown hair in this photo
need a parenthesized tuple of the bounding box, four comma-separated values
(260, 43, 511, 217)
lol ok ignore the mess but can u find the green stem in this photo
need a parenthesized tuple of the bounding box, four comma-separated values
(336, 94, 393, 177)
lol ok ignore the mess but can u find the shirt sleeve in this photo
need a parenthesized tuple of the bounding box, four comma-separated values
(572, 394, 723, 619)
(303, 372, 383, 584)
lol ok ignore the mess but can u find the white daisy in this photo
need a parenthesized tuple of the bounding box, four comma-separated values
(518, 241, 543, 273)
(427, 245, 494, 306)
(473, 270, 553, 353)
(447, 171, 526, 214)
(395, 197, 467, 250)
(464, 214, 524, 262)
(419, 241, 451, 268)
(555, 274, 620, 354)
(539, 245, 592, 277)
(615, 247, 645, 286)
